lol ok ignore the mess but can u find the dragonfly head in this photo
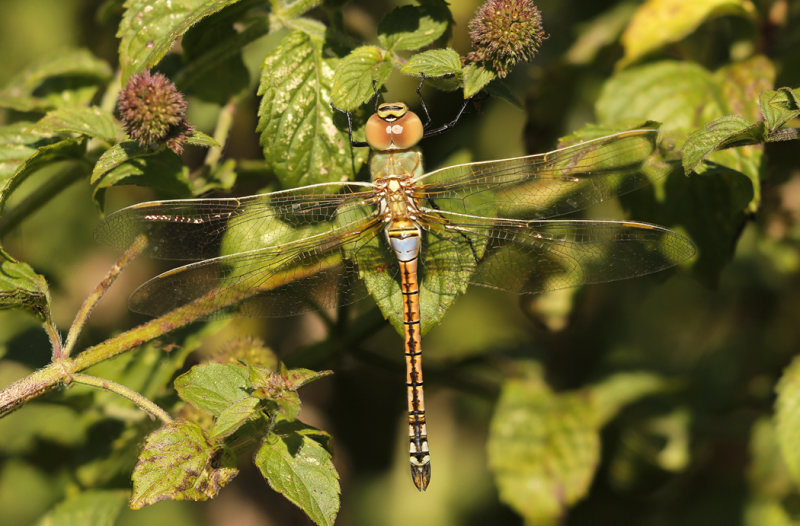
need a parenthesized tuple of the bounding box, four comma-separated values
(366, 102, 424, 151)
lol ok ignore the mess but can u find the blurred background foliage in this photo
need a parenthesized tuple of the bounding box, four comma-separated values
(0, 0, 799, 525)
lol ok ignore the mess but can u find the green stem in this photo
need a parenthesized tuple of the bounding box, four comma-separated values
(71, 373, 173, 424)
(204, 99, 236, 171)
(0, 252, 343, 417)
(62, 235, 148, 358)
(0, 162, 88, 237)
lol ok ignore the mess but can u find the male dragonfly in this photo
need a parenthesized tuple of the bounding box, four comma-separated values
(96, 100, 696, 491)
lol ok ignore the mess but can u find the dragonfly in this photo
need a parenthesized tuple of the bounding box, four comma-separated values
(95, 100, 696, 491)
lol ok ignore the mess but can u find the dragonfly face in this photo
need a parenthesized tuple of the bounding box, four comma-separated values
(95, 101, 696, 492)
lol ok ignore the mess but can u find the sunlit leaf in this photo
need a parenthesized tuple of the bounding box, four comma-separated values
(29, 107, 121, 144)
(463, 63, 495, 99)
(210, 396, 260, 438)
(130, 421, 238, 508)
(0, 49, 111, 112)
(118, 0, 242, 82)
(682, 116, 764, 175)
(586, 371, 669, 425)
(272, 0, 322, 19)
(488, 364, 599, 522)
(255, 421, 339, 526)
(401, 48, 462, 78)
(0, 123, 40, 179)
(258, 31, 368, 187)
(331, 46, 392, 110)
(186, 130, 220, 148)
(174, 362, 251, 416)
(377, 0, 452, 52)
(0, 138, 85, 212)
(760, 87, 800, 134)
(620, 0, 757, 67)
(37, 490, 127, 526)
(91, 142, 193, 204)
(775, 355, 800, 488)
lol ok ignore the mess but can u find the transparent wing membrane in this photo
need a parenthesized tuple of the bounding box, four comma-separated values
(418, 209, 695, 294)
(414, 129, 662, 219)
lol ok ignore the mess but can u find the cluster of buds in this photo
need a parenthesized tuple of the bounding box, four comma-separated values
(467, 0, 546, 78)
(117, 71, 193, 155)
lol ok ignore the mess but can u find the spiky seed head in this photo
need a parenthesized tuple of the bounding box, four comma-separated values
(467, 0, 546, 78)
(117, 71, 193, 155)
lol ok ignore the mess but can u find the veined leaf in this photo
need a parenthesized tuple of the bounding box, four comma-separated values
(682, 116, 764, 175)
(331, 46, 392, 110)
(401, 48, 462, 78)
(620, 0, 758, 67)
(488, 364, 599, 522)
(377, 0, 452, 52)
(0, 123, 43, 180)
(760, 87, 800, 134)
(775, 355, 800, 488)
(0, 259, 53, 324)
(272, 0, 322, 19)
(0, 138, 86, 212)
(174, 362, 251, 417)
(210, 397, 261, 438)
(37, 490, 127, 526)
(118, 0, 243, 82)
(463, 64, 495, 99)
(0, 49, 111, 112)
(29, 107, 121, 144)
(130, 421, 237, 508)
(255, 421, 339, 526)
(258, 31, 368, 187)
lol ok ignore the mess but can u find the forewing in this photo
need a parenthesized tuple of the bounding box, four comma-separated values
(414, 129, 661, 220)
(94, 182, 376, 260)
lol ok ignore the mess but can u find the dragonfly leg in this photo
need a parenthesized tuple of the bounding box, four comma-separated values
(329, 102, 369, 148)
(415, 73, 433, 129)
(421, 96, 472, 138)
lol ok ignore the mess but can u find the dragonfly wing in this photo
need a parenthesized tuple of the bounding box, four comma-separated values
(414, 129, 661, 220)
(94, 182, 376, 260)
(419, 209, 696, 295)
(128, 216, 384, 318)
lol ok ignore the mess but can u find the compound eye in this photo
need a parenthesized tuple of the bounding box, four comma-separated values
(365, 113, 393, 150)
(390, 111, 423, 149)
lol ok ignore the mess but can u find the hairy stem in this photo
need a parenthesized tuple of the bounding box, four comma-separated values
(71, 373, 173, 424)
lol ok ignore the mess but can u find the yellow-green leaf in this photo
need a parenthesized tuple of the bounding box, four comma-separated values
(620, 0, 758, 67)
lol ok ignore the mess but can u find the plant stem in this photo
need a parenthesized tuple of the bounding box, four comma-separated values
(71, 373, 173, 424)
(204, 99, 236, 172)
(0, 252, 342, 417)
(62, 234, 148, 358)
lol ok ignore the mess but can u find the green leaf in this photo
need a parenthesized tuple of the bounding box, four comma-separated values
(488, 364, 599, 523)
(377, 0, 452, 52)
(130, 421, 238, 509)
(331, 46, 392, 110)
(565, 3, 639, 65)
(0, 402, 84, 454)
(257, 31, 368, 187)
(29, 107, 121, 144)
(210, 396, 261, 438)
(463, 63, 495, 99)
(91, 142, 193, 203)
(186, 130, 221, 148)
(747, 418, 794, 500)
(401, 48, 462, 78)
(0, 49, 111, 112)
(1, 138, 85, 212)
(118, 0, 243, 82)
(174, 362, 251, 416)
(37, 490, 127, 526)
(716, 55, 776, 124)
(272, 0, 322, 19)
(775, 355, 800, 488)
(760, 87, 800, 133)
(682, 116, 764, 175)
(0, 123, 44, 180)
(586, 371, 669, 426)
(620, 0, 758, 67)
(255, 421, 340, 526)
(178, 3, 259, 104)
(283, 368, 332, 390)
